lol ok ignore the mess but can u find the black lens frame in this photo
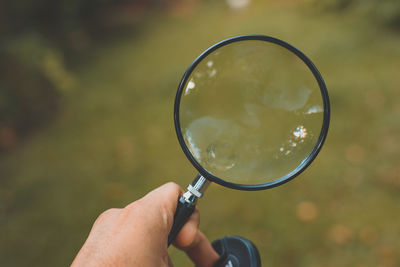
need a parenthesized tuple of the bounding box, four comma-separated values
(174, 35, 330, 191)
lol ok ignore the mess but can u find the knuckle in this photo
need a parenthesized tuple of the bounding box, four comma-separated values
(96, 208, 120, 221)
(124, 200, 139, 211)
(164, 182, 182, 193)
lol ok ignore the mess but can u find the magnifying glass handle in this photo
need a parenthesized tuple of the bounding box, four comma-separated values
(168, 195, 196, 245)
(168, 174, 210, 246)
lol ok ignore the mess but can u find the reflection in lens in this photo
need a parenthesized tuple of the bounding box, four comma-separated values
(179, 40, 324, 185)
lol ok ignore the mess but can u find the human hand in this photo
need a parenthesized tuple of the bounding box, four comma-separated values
(72, 182, 219, 267)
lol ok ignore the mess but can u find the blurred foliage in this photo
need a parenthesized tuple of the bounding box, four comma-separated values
(313, 0, 400, 29)
(0, 34, 75, 152)
(0, 53, 59, 152)
(0, 0, 177, 53)
(2, 0, 398, 152)
(1, 0, 131, 40)
(0, 0, 159, 152)
(1, 0, 400, 267)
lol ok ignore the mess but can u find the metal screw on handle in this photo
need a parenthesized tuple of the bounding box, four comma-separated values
(168, 174, 210, 245)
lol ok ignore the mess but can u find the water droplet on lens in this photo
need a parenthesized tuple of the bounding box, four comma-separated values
(293, 125, 307, 139)
(206, 142, 236, 171)
(194, 72, 203, 78)
(184, 129, 201, 160)
(185, 79, 196, 95)
(208, 69, 217, 77)
(305, 105, 323, 114)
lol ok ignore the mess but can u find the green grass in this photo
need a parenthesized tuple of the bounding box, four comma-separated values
(1, 2, 400, 266)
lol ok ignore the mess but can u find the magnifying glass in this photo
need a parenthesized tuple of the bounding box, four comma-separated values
(168, 35, 330, 245)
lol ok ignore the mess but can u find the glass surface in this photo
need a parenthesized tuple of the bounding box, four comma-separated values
(180, 40, 324, 184)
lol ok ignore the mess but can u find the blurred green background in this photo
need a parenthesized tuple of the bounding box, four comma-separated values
(1, 0, 399, 266)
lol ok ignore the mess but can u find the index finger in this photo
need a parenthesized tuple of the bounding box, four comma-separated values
(174, 210, 220, 267)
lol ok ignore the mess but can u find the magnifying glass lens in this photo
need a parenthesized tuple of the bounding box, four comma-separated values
(179, 40, 325, 184)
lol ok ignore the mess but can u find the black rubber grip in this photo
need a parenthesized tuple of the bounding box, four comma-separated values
(168, 196, 196, 246)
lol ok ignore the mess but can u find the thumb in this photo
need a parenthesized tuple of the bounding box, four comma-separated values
(127, 182, 184, 234)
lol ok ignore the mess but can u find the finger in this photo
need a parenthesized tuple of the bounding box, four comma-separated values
(140, 182, 184, 212)
(173, 210, 219, 267)
(173, 209, 200, 247)
(125, 182, 184, 231)
(185, 231, 219, 267)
